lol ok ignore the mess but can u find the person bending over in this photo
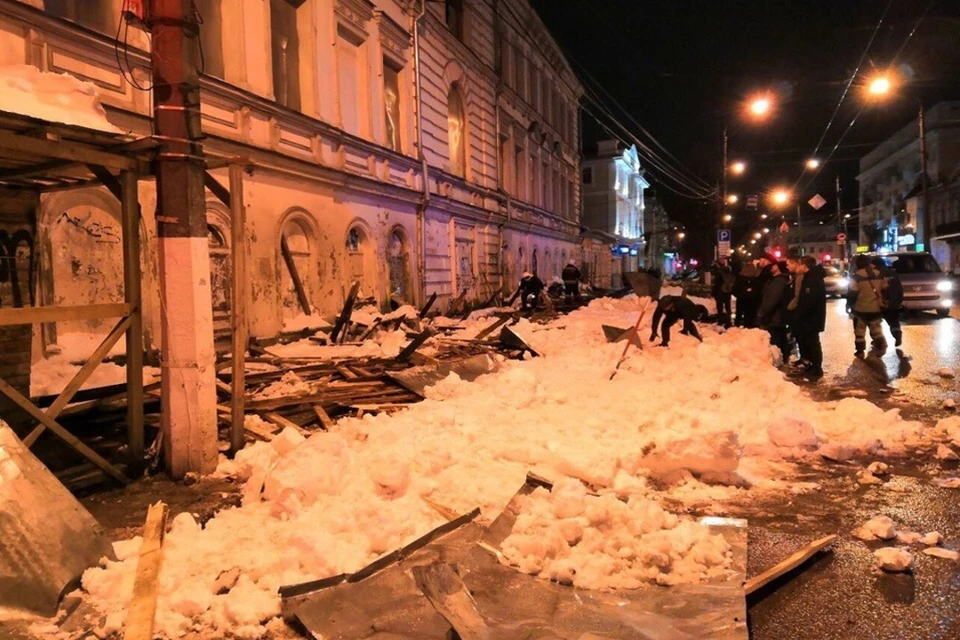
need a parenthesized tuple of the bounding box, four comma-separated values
(650, 295, 708, 347)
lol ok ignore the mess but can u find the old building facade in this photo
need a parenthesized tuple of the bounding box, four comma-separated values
(857, 102, 960, 256)
(0, 0, 582, 356)
(581, 140, 650, 285)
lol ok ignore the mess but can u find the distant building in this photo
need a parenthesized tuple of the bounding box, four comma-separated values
(857, 102, 960, 253)
(581, 140, 650, 282)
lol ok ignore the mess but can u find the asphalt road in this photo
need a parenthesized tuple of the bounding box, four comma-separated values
(745, 299, 960, 640)
(817, 299, 960, 421)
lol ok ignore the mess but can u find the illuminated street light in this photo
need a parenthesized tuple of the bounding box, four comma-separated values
(771, 189, 790, 206)
(748, 94, 773, 119)
(723, 214, 733, 222)
(760, 213, 768, 219)
(677, 232, 686, 240)
(750, 239, 757, 245)
(730, 161, 746, 175)
(727, 194, 739, 204)
(868, 74, 892, 97)
(844, 213, 851, 219)
(762, 227, 770, 234)
(753, 232, 762, 239)
(806, 158, 820, 170)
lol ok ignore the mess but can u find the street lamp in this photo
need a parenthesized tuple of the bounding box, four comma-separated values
(727, 194, 739, 204)
(867, 74, 892, 97)
(677, 232, 686, 240)
(753, 232, 762, 239)
(805, 158, 820, 170)
(762, 227, 770, 234)
(723, 214, 733, 222)
(771, 189, 790, 206)
(730, 161, 746, 175)
(748, 94, 773, 119)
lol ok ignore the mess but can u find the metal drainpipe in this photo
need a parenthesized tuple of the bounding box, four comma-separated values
(413, 0, 429, 304)
(493, 0, 508, 295)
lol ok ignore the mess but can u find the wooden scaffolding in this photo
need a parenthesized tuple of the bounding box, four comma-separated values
(0, 110, 152, 485)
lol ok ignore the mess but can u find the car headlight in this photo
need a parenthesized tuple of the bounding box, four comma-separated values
(937, 280, 953, 292)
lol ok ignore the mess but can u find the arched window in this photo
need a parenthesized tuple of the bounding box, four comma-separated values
(447, 85, 466, 177)
(207, 223, 231, 342)
(387, 230, 410, 299)
(532, 248, 539, 276)
(280, 218, 314, 318)
(346, 225, 374, 297)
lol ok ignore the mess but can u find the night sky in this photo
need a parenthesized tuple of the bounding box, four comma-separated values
(530, 0, 960, 261)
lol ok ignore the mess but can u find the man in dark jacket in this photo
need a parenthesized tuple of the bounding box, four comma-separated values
(518, 272, 544, 312)
(649, 295, 709, 347)
(561, 261, 581, 301)
(734, 261, 761, 327)
(872, 257, 904, 347)
(757, 261, 791, 362)
(710, 257, 734, 328)
(788, 255, 827, 379)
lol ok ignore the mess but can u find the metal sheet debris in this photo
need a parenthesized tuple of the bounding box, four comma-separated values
(281, 476, 747, 640)
(0, 424, 113, 616)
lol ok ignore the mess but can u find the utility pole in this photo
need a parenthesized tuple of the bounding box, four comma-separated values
(835, 175, 844, 267)
(147, 0, 218, 477)
(796, 204, 802, 256)
(918, 103, 929, 250)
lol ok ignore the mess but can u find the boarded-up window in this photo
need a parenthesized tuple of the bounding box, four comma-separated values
(280, 219, 312, 319)
(447, 86, 466, 177)
(337, 26, 367, 136)
(383, 59, 401, 151)
(532, 248, 539, 276)
(197, 0, 225, 79)
(387, 230, 409, 299)
(271, 0, 301, 111)
(454, 226, 476, 296)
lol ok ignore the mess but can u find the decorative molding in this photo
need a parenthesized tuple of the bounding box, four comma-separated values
(335, 0, 375, 35)
(376, 11, 410, 61)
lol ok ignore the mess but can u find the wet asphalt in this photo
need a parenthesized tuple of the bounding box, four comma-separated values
(741, 299, 960, 640)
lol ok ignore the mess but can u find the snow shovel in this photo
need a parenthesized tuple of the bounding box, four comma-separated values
(609, 272, 660, 380)
(609, 297, 652, 380)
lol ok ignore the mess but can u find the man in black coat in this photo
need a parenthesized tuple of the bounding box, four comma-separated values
(789, 255, 827, 380)
(710, 256, 735, 328)
(561, 261, 581, 301)
(757, 261, 791, 362)
(734, 261, 761, 327)
(650, 295, 709, 347)
(518, 272, 544, 312)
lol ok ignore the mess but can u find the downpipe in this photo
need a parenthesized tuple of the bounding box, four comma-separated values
(413, 0, 429, 305)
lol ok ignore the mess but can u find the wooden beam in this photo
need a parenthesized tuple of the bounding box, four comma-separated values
(312, 404, 335, 429)
(85, 164, 123, 202)
(330, 281, 360, 342)
(279, 235, 311, 315)
(122, 170, 145, 461)
(0, 376, 130, 484)
(262, 412, 308, 436)
(123, 502, 169, 640)
(204, 171, 231, 208)
(0, 303, 130, 326)
(395, 328, 434, 363)
(0, 129, 137, 171)
(744, 534, 837, 595)
(23, 315, 132, 447)
(419, 292, 437, 318)
(229, 163, 247, 455)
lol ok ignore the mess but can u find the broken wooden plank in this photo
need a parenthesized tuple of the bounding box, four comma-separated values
(280, 234, 311, 315)
(244, 420, 277, 442)
(419, 292, 437, 319)
(311, 404, 335, 429)
(395, 328, 434, 363)
(744, 534, 838, 595)
(357, 318, 382, 342)
(262, 412, 309, 436)
(330, 281, 361, 343)
(446, 289, 468, 317)
(123, 502, 169, 640)
(473, 315, 512, 341)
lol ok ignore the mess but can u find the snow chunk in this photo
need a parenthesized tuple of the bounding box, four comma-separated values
(867, 461, 889, 475)
(938, 368, 956, 379)
(895, 531, 922, 545)
(856, 470, 883, 485)
(820, 443, 855, 462)
(874, 547, 913, 572)
(498, 479, 733, 589)
(768, 416, 818, 448)
(919, 532, 942, 547)
(943, 399, 957, 411)
(853, 516, 897, 541)
(255, 372, 315, 400)
(935, 444, 959, 461)
(0, 65, 120, 131)
(921, 547, 958, 561)
(934, 477, 960, 489)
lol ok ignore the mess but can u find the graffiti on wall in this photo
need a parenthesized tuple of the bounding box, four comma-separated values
(56, 211, 121, 243)
(0, 228, 34, 308)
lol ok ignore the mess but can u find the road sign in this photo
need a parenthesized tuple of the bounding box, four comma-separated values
(836, 232, 847, 244)
(808, 194, 827, 210)
(746, 195, 759, 211)
(719, 241, 731, 257)
(718, 230, 731, 242)
(779, 221, 789, 233)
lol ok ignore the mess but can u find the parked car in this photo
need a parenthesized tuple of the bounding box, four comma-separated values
(823, 265, 849, 298)
(869, 251, 954, 318)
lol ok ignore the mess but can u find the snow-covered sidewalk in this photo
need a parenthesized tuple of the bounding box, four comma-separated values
(74, 295, 939, 639)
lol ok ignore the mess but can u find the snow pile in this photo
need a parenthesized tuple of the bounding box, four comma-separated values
(31, 357, 160, 397)
(267, 328, 410, 360)
(853, 516, 897, 541)
(0, 65, 119, 132)
(253, 372, 314, 400)
(498, 479, 732, 589)
(281, 314, 330, 333)
(75, 295, 938, 636)
(874, 547, 912, 572)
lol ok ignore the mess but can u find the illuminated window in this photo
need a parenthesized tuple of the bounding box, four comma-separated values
(447, 85, 466, 177)
(271, 0, 302, 110)
(383, 59, 402, 151)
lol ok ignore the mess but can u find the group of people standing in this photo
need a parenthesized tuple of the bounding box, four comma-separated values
(710, 252, 905, 380)
(711, 253, 828, 380)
